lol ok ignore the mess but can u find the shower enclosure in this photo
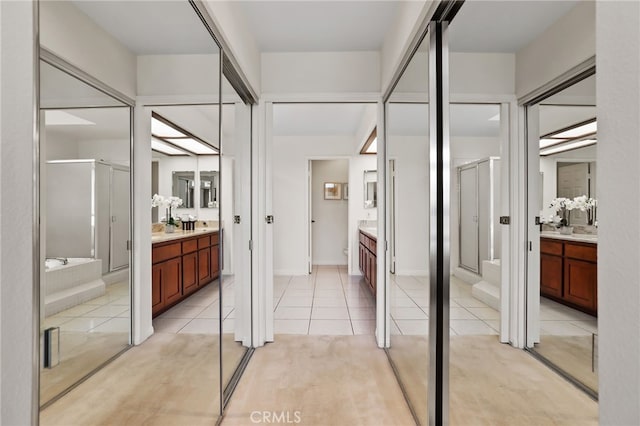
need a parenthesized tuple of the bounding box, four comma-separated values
(46, 159, 130, 274)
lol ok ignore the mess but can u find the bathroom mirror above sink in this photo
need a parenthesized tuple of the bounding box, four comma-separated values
(172, 171, 195, 208)
(364, 170, 377, 208)
(200, 171, 219, 208)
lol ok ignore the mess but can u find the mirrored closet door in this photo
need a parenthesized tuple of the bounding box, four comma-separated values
(39, 58, 132, 407)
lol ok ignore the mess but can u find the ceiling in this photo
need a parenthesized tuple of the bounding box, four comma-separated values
(44, 108, 130, 141)
(69, 0, 582, 57)
(72, 1, 218, 55)
(449, 0, 580, 53)
(237, 1, 399, 52)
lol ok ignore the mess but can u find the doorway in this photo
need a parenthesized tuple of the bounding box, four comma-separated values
(309, 159, 349, 270)
(271, 102, 378, 336)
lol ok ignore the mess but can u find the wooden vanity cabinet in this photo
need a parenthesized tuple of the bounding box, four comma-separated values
(359, 231, 377, 296)
(152, 231, 221, 317)
(540, 237, 597, 316)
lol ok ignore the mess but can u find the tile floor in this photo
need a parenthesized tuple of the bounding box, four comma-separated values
(539, 296, 598, 336)
(273, 265, 376, 335)
(151, 275, 236, 334)
(43, 281, 130, 333)
(390, 274, 501, 336)
(273, 268, 597, 337)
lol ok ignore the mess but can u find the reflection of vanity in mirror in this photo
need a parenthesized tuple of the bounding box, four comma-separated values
(172, 171, 195, 208)
(364, 170, 377, 208)
(200, 171, 219, 208)
(539, 132, 598, 316)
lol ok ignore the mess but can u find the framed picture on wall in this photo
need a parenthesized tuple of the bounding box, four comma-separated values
(343, 183, 349, 200)
(324, 182, 342, 200)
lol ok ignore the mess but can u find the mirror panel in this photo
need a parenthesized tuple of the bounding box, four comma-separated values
(172, 171, 196, 208)
(39, 60, 131, 406)
(220, 75, 252, 404)
(530, 73, 598, 394)
(39, 0, 224, 423)
(363, 170, 377, 208)
(385, 31, 430, 425)
(200, 171, 219, 208)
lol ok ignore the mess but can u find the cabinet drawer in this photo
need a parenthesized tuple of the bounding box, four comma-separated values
(182, 239, 198, 254)
(198, 236, 210, 249)
(152, 242, 181, 264)
(541, 239, 563, 256)
(368, 238, 377, 254)
(565, 243, 597, 262)
(210, 232, 220, 245)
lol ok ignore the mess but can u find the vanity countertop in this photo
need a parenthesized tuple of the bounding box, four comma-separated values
(540, 231, 597, 244)
(359, 226, 377, 240)
(152, 227, 220, 244)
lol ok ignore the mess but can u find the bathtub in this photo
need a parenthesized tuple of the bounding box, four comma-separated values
(44, 258, 106, 316)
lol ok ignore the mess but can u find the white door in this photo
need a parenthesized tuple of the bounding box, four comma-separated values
(110, 167, 130, 271)
(459, 165, 479, 273)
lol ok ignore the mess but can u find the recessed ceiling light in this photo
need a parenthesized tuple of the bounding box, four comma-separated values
(45, 110, 95, 126)
(553, 120, 597, 139)
(152, 117, 185, 138)
(151, 138, 188, 156)
(488, 113, 500, 121)
(539, 138, 568, 148)
(165, 138, 218, 155)
(540, 139, 597, 156)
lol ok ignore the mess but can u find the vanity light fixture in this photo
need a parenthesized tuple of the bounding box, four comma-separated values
(151, 112, 219, 156)
(540, 138, 597, 156)
(360, 127, 377, 155)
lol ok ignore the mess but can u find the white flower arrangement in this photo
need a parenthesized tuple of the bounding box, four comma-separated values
(151, 194, 183, 226)
(546, 195, 597, 227)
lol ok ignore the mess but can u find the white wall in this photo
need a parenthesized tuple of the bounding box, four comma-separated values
(46, 133, 79, 160)
(597, 2, 640, 424)
(450, 137, 501, 273)
(137, 54, 220, 99)
(77, 139, 130, 166)
(311, 160, 348, 265)
(39, 0, 136, 99)
(389, 136, 429, 275)
(516, 0, 595, 98)
(390, 51, 516, 100)
(450, 53, 515, 97)
(261, 52, 380, 95)
(0, 1, 36, 423)
(273, 136, 353, 275)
